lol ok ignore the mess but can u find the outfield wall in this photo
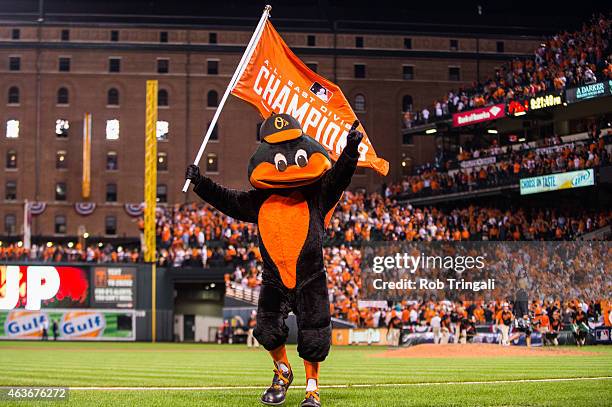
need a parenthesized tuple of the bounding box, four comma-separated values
(0, 263, 228, 342)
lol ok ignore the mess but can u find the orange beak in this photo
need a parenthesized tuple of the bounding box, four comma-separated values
(250, 152, 332, 189)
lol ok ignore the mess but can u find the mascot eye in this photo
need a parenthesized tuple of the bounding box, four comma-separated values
(274, 153, 288, 172)
(295, 149, 308, 167)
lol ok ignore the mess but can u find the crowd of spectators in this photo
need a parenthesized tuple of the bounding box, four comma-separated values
(1, 191, 609, 265)
(390, 134, 611, 199)
(403, 14, 611, 127)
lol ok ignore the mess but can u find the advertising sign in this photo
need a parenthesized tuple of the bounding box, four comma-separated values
(519, 169, 595, 195)
(459, 156, 497, 169)
(0, 309, 135, 341)
(565, 80, 612, 104)
(0, 265, 89, 310)
(92, 267, 136, 309)
(452, 104, 505, 127)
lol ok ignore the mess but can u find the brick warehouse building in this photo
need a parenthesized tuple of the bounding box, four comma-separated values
(1, 1, 569, 240)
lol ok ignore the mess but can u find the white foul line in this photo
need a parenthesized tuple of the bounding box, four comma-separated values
(67, 376, 612, 391)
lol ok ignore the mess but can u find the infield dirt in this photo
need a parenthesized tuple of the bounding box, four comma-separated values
(371, 343, 601, 359)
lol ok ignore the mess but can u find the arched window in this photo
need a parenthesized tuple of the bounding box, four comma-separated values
(57, 87, 69, 104)
(107, 88, 119, 106)
(207, 90, 218, 107)
(7, 86, 19, 104)
(158, 89, 169, 106)
(354, 94, 366, 112)
(402, 95, 413, 112)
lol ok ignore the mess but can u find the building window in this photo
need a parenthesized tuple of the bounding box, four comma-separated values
(110, 30, 119, 42)
(207, 90, 218, 107)
(307, 35, 316, 46)
(354, 94, 366, 112)
(450, 39, 459, 51)
(354, 64, 366, 78)
(7, 86, 19, 104)
(106, 119, 120, 140)
(55, 182, 67, 201)
(109, 58, 121, 73)
(4, 214, 16, 235)
(54, 215, 66, 234)
(159, 31, 168, 43)
(105, 216, 117, 235)
(209, 32, 217, 44)
(157, 152, 168, 171)
(496, 41, 505, 53)
(207, 60, 218, 75)
(158, 89, 169, 106)
(58, 57, 71, 72)
(55, 119, 69, 138)
(403, 65, 414, 80)
(57, 87, 69, 104)
(5, 181, 17, 200)
(56, 150, 67, 169)
(60, 29, 70, 41)
(156, 120, 169, 141)
(206, 153, 218, 173)
(208, 121, 218, 140)
(404, 37, 412, 49)
(448, 66, 461, 81)
(402, 95, 413, 112)
(106, 151, 118, 170)
(6, 119, 19, 138)
(156, 184, 167, 203)
(11, 29, 20, 40)
(9, 56, 20, 71)
(157, 58, 169, 74)
(355, 36, 364, 48)
(107, 88, 119, 106)
(400, 157, 412, 174)
(6, 150, 17, 169)
(306, 62, 318, 73)
(106, 183, 117, 202)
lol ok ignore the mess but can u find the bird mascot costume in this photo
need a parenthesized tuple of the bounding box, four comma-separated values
(186, 113, 362, 406)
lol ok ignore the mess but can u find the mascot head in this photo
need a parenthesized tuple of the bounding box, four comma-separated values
(248, 113, 332, 189)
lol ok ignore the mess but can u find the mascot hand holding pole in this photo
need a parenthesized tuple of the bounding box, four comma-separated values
(185, 113, 362, 407)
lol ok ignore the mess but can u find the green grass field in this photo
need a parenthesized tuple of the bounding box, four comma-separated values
(0, 341, 610, 406)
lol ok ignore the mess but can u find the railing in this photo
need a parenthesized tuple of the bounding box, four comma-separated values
(225, 283, 260, 305)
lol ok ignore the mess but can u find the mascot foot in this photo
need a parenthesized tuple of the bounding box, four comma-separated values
(300, 390, 321, 407)
(260, 366, 293, 405)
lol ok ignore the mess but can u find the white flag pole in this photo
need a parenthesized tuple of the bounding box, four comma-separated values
(182, 4, 272, 192)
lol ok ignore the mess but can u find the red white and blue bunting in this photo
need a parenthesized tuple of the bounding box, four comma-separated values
(74, 202, 96, 216)
(124, 202, 145, 217)
(28, 202, 47, 216)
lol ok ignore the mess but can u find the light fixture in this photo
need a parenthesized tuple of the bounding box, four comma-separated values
(518, 137, 526, 142)
(514, 111, 526, 116)
(83, 232, 90, 239)
(67, 242, 74, 248)
(487, 129, 498, 134)
(46, 242, 53, 248)
(425, 128, 437, 134)
(17, 241, 23, 247)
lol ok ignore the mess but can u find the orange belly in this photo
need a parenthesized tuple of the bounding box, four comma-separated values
(258, 192, 309, 289)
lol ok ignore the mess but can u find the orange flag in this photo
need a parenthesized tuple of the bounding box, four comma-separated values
(231, 20, 389, 176)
